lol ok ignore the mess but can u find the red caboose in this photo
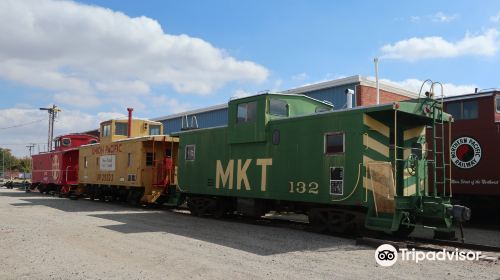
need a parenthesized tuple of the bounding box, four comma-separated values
(31, 134, 98, 194)
(427, 90, 500, 219)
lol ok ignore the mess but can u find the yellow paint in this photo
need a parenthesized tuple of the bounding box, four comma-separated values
(363, 114, 390, 138)
(78, 133, 179, 202)
(216, 160, 234, 189)
(404, 184, 417, 196)
(403, 149, 411, 161)
(404, 126, 425, 141)
(236, 159, 251, 190)
(256, 158, 272, 192)
(364, 135, 389, 158)
(100, 119, 163, 144)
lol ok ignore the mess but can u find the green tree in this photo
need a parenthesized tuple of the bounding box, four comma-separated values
(0, 147, 21, 176)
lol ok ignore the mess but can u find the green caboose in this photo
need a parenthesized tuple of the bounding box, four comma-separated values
(177, 93, 469, 235)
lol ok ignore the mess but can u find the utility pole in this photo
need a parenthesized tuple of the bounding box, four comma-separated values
(40, 105, 61, 151)
(25, 144, 35, 191)
(26, 144, 35, 172)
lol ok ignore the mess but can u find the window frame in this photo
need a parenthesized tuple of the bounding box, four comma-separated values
(268, 99, 289, 117)
(146, 152, 155, 166)
(462, 100, 478, 120)
(101, 123, 111, 137)
(446, 100, 479, 120)
(185, 144, 196, 161)
(61, 138, 71, 147)
(149, 124, 161, 135)
(115, 122, 128, 136)
(496, 95, 500, 113)
(324, 132, 345, 155)
(236, 101, 257, 123)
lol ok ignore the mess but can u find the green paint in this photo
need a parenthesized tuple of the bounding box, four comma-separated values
(176, 93, 455, 233)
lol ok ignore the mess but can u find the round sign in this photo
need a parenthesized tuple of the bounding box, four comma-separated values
(450, 137, 481, 169)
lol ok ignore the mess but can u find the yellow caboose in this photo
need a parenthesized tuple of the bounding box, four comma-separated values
(78, 115, 179, 205)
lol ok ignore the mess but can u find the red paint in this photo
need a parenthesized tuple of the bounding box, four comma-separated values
(31, 134, 98, 189)
(427, 92, 500, 196)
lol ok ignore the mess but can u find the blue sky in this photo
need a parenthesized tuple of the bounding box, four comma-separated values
(1, 0, 499, 155)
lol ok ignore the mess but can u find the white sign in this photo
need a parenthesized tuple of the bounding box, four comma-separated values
(450, 137, 481, 169)
(99, 155, 116, 171)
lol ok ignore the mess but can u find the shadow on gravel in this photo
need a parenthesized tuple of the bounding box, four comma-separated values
(90, 211, 360, 256)
(0, 190, 41, 198)
(9, 197, 150, 213)
(2, 189, 365, 255)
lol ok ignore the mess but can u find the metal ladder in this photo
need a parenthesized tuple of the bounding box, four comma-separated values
(419, 80, 452, 198)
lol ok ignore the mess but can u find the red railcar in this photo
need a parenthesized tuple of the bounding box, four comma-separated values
(427, 91, 500, 219)
(31, 134, 98, 194)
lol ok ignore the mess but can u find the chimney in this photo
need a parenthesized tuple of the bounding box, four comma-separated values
(127, 108, 133, 137)
(474, 88, 478, 94)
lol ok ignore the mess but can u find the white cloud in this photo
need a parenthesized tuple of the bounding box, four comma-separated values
(232, 89, 252, 99)
(366, 77, 477, 97)
(408, 12, 458, 23)
(491, 11, 500, 22)
(381, 29, 500, 61)
(410, 16, 421, 23)
(0, 0, 269, 109)
(430, 12, 458, 23)
(0, 107, 123, 156)
(147, 95, 191, 114)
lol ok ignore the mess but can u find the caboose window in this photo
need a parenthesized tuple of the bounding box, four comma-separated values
(325, 133, 344, 154)
(496, 95, 500, 113)
(446, 102, 461, 120)
(462, 101, 478, 119)
(149, 125, 161, 135)
(62, 138, 71, 146)
(146, 152, 155, 166)
(185, 145, 196, 161)
(115, 123, 128, 136)
(237, 101, 257, 123)
(269, 99, 289, 117)
(102, 124, 111, 137)
(446, 101, 478, 120)
(127, 153, 132, 167)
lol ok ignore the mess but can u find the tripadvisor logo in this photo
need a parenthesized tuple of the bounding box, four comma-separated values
(375, 244, 398, 267)
(450, 137, 481, 169)
(374, 244, 481, 266)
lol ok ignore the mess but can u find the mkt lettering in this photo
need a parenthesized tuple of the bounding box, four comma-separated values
(215, 158, 272, 191)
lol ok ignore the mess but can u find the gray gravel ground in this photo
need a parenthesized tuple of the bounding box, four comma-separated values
(0, 188, 498, 280)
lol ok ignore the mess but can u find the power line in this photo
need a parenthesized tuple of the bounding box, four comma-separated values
(0, 142, 46, 146)
(0, 119, 46, 130)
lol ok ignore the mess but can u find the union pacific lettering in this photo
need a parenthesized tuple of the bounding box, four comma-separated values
(215, 158, 272, 192)
(92, 144, 123, 155)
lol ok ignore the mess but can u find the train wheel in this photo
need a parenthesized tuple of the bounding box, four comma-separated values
(392, 226, 415, 238)
(127, 190, 142, 206)
(308, 208, 361, 235)
(187, 197, 212, 216)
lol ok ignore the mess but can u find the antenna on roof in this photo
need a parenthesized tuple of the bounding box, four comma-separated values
(374, 57, 380, 104)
